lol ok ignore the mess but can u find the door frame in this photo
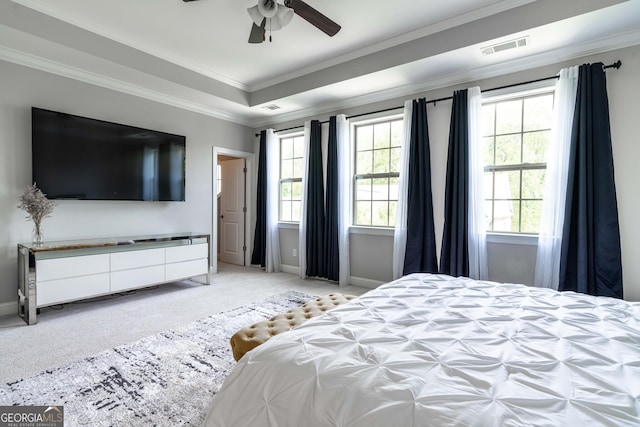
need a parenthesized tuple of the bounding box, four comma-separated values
(212, 146, 254, 274)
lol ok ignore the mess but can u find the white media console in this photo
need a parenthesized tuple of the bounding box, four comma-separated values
(17, 233, 210, 325)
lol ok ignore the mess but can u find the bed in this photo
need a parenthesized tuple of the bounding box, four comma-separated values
(204, 273, 640, 426)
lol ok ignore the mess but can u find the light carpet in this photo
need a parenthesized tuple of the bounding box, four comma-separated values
(0, 291, 314, 426)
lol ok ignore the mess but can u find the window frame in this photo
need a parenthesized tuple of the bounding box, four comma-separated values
(350, 113, 404, 229)
(278, 131, 305, 223)
(481, 83, 556, 236)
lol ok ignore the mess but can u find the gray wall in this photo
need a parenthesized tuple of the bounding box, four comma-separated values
(0, 60, 253, 310)
(263, 45, 640, 301)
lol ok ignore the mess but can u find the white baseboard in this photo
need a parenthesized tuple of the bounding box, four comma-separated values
(279, 265, 383, 289)
(348, 276, 383, 289)
(280, 264, 299, 276)
(0, 300, 17, 317)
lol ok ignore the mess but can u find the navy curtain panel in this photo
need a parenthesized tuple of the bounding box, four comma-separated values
(305, 120, 326, 278)
(323, 116, 340, 281)
(403, 98, 438, 275)
(250, 130, 267, 267)
(559, 63, 623, 298)
(440, 90, 470, 277)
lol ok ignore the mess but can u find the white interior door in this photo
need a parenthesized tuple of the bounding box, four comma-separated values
(219, 158, 246, 265)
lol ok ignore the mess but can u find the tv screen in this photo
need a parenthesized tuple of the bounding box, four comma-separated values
(32, 107, 186, 201)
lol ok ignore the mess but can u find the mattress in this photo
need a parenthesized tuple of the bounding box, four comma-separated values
(205, 273, 640, 426)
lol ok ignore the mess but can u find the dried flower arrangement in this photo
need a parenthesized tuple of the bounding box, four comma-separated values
(18, 183, 56, 244)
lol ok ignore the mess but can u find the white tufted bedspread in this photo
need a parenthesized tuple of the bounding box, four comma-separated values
(205, 274, 640, 426)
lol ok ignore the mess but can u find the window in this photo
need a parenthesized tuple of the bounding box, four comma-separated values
(482, 90, 554, 233)
(279, 134, 304, 222)
(353, 118, 403, 227)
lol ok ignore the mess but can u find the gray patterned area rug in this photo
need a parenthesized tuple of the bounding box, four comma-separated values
(0, 291, 314, 426)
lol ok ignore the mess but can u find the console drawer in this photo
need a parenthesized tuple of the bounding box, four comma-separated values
(37, 254, 110, 282)
(37, 273, 110, 306)
(165, 258, 208, 281)
(166, 243, 208, 263)
(111, 265, 165, 292)
(111, 248, 165, 271)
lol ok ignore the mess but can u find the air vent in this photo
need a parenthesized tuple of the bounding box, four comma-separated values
(481, 36, 530, 56)
(262, 104, 281, 111)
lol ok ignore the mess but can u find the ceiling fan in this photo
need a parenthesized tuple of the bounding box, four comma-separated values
(182, 0, 341, 43)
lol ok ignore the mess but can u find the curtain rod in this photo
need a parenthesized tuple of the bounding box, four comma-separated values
(255, 60, 622, 137)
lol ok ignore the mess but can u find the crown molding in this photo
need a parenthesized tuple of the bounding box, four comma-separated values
(11, 0, 249, 91)
(0, 44, 253, 126)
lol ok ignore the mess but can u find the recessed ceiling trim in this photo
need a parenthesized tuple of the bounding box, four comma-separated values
(249, 28, 640, 128)
(0, 44, 253, 126)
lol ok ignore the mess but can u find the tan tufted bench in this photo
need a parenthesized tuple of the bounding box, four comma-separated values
(230, 293, 357, 361)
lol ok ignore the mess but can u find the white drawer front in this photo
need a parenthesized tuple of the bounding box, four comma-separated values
(165, 259, 209, 282)
(38, 254, 110, 282)
(111, 248, 165, 271)
(37, 273, 110, 306)
(165, 243, 208, 263)
(111, 265, 165, 292)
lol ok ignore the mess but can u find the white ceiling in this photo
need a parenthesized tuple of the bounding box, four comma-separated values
(1, 0, 639, 127)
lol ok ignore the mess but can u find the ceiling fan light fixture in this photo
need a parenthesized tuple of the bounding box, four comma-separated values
(276, 5, 294, 27)
(247, 5, 264, 26)
(257, 0, 278, 18)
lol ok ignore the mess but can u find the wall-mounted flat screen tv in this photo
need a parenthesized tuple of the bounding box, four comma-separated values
(32, 107, 186, 201)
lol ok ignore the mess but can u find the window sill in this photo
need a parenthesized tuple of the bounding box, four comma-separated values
(349, 226, 394, 237)
(486, 233, 538, 246)
(278, 222, 299, 230)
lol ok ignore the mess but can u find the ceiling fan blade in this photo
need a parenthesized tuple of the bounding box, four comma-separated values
(182, 0, 200, 2)
(284, 0, 340, 37)
(248, 19, 266, 43)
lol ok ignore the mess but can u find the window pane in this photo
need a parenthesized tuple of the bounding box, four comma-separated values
(374, 123, 390, 149)
(495, 134, 522, 166)
(521, 200, 542, 233)
(494, 171, 516, 200)
(281, 138, 293, 159)
(388, 201, 398, 227)
(293, 158, 304, 178)
(507, 170, 521, 200)
(281, 201, 292, 222)
(356, 201, 371, 225)
(483, 172, 494, 199)
(522, 169, 545, 199)
(391, 121, 403, 147)
(371, 201, 389, 226)
(372, 178, 389, 200)
(281, 159, 293, 179)
(356, 178, 372, 201)
(291, 201, 301, 222)
(523, 130, 550, 164)
(293, 137, 304, 157)
(390, 147, 402, 172)
(357, 126, 373, 151)
(292, 181, 302, 198)
(373, 149, 389, 174)
(484, 200, 494, 231)
(523, 94, 553, 131)
(483, 136, 495, 166)
(511, 201, 521, 232)
(281, 181, 292, 199)
(357, 151, 373, 175)
(389, 177, 399, 200)
(496, 99, 522, 134)
(482, 104, 495, 136)
(493, 200, 515, 232)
